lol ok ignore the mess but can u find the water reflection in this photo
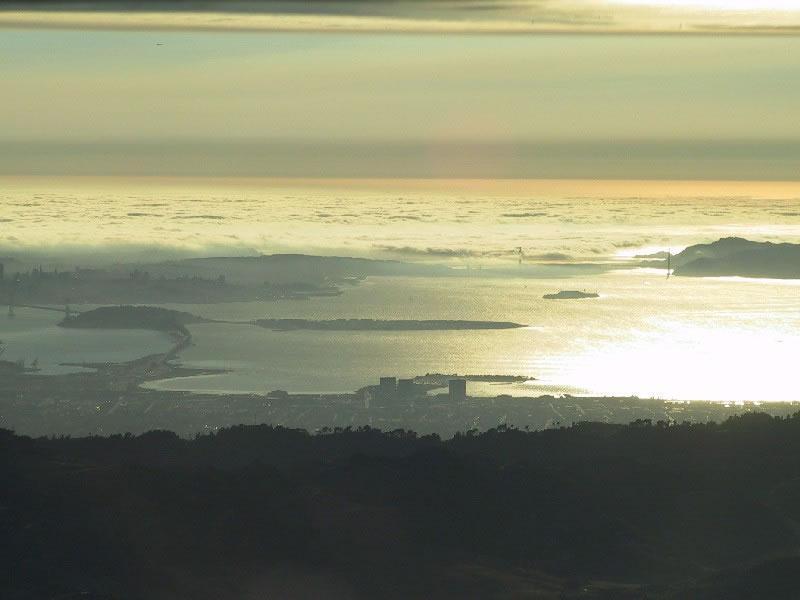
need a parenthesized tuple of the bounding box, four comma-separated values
(145, 272, 800, 401)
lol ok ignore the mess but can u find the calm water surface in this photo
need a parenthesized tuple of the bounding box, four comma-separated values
(0, 307, 173, 374)
(143, 272, 800, 401)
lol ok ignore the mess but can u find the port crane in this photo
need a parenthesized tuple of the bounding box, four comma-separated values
(667, 250, 671, 279)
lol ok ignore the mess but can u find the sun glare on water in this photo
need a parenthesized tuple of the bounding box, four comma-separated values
(564, 322, 799, 402)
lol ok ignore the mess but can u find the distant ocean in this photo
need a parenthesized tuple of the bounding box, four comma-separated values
(2, 177, 799, 265)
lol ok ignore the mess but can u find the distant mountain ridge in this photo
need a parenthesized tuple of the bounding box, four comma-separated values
(673, 237, 800, 279)
(146, 253, 453, 285)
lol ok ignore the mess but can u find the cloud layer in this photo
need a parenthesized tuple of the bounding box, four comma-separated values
(2, 1, 800, 34)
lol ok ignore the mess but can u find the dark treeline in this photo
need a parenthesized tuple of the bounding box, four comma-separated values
(4, 413, 800, 599)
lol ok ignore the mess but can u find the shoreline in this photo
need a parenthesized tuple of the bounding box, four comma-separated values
(4, 342, 800, 438)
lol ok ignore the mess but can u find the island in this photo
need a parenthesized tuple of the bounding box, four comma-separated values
(543, 290, 599, 300)
(55, 307, 527, 335)
(253, 318, 526, 331)
(59, 305, 208, 336)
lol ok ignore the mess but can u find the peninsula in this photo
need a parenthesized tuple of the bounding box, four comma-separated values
(0, 261, 343, 306)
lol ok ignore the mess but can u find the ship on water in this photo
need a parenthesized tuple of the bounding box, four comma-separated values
(543, 290, 599, 300)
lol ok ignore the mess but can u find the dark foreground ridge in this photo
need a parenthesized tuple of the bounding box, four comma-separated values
(4, 412, 800, 599)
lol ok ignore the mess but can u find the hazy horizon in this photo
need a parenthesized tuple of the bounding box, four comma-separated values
(2, 29, 800, 181)
(3, 0, 800, 34)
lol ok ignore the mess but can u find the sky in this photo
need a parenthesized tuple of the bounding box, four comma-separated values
(1, 3, 800, 179)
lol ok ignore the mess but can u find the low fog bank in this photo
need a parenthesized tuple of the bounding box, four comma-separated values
(0, 241, 262, 270)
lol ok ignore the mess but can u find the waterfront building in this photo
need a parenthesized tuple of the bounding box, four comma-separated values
(449, 379, 467, 403)
(397, 378, 414, 398)
(379, 376, 397, 400)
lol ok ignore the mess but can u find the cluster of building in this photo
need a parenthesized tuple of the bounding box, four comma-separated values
(364, 376, 468, 407)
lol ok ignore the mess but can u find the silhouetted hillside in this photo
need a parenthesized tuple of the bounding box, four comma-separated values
(4, 413, 800, 598)
(673, 237, 800, 279)
(137, 253, 453, 286)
